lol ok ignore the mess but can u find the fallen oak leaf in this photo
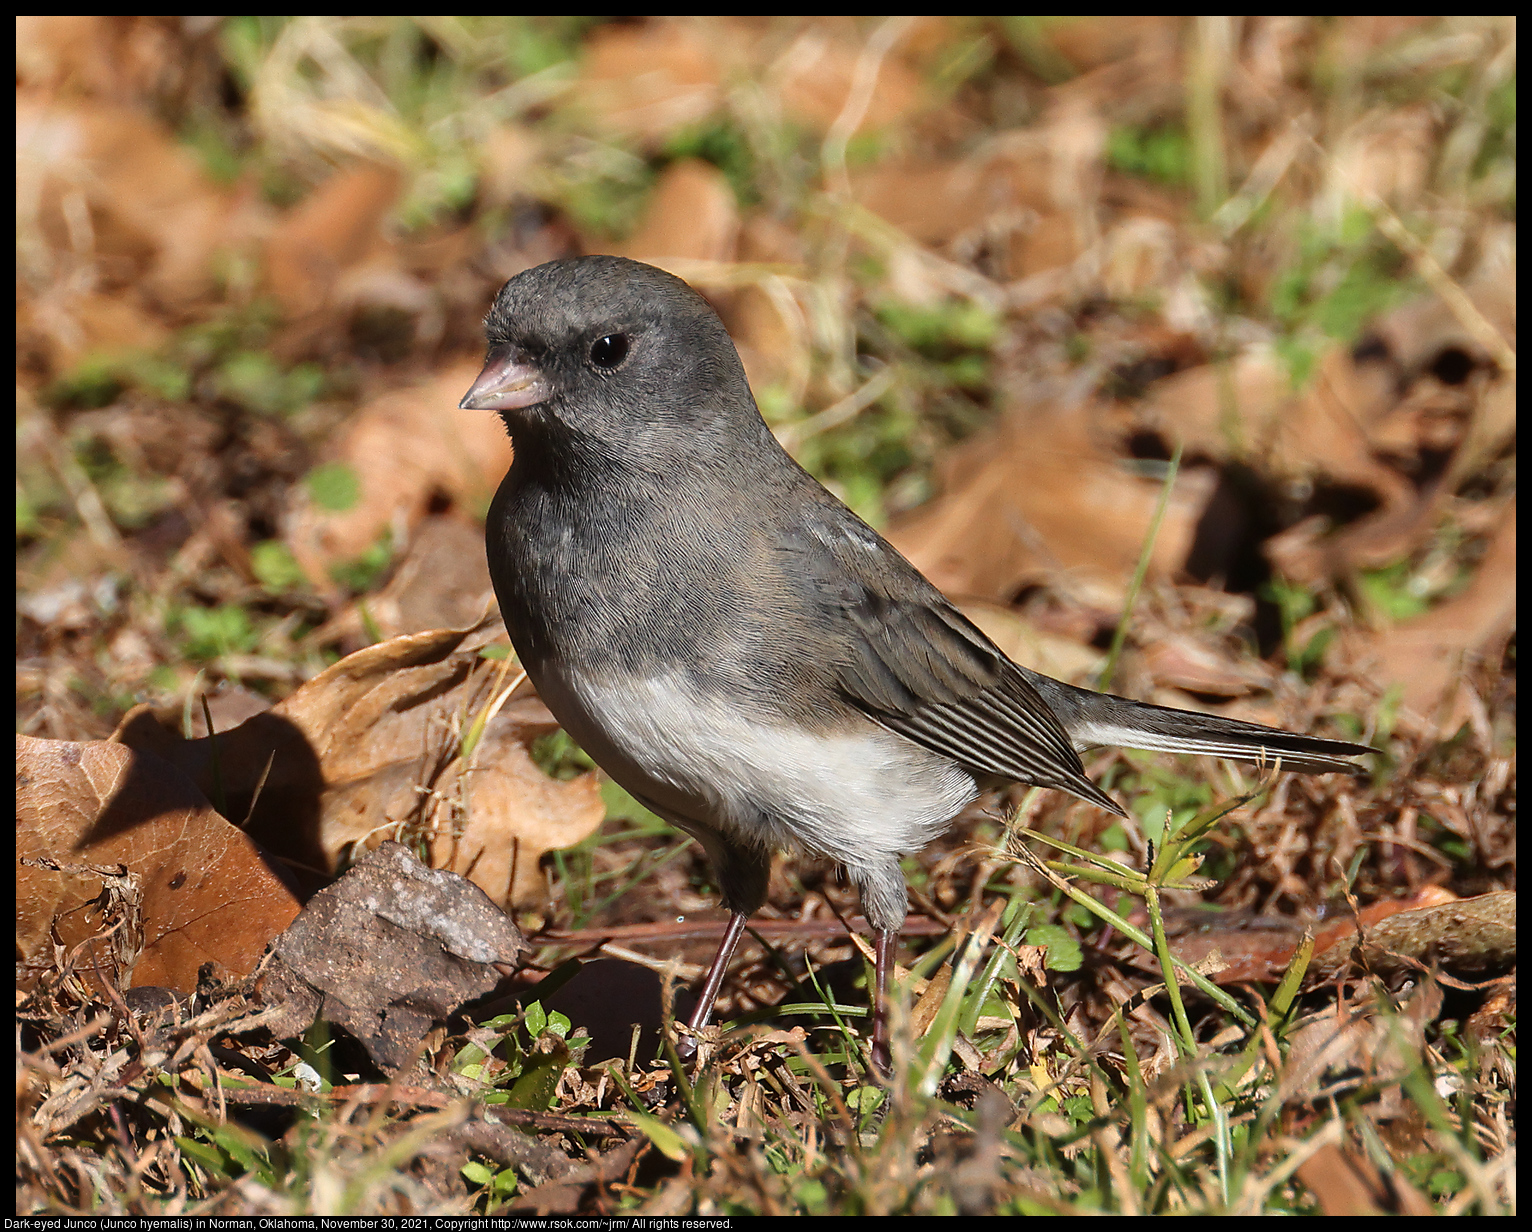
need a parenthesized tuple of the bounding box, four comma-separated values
(16, 734, 302, 996)
(111, 622, 604, 908)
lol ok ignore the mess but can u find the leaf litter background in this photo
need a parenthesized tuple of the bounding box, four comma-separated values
(15, 15, 1516, 1216)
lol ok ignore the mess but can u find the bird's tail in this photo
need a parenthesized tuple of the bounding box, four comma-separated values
(1022, 670, 1371, 776)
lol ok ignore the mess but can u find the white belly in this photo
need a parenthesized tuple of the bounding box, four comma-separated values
(533, 666, 979, 869)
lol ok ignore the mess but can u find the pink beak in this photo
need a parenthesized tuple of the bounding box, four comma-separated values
(459, 345, 551, 412)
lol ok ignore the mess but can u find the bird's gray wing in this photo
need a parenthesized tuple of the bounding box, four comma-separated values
(784, 519, 1126, 817)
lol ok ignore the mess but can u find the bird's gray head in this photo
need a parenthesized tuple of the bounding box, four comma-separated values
(461, 255, 765, 470)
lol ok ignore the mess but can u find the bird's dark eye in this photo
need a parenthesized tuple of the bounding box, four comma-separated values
(589, 334, 629, 369)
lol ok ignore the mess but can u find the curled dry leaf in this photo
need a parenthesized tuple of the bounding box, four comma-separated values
(852, 121, 1108, 285)
(17, 15, 137, 98)
(1137, 343, 1409, 517)
(17, 87, 251, 376)
(1262, 375, 1513, 586)
(111, 624, 604, 909)
(1136, 277, 1513, 589)
(1326, 104, 1437, 214)
(426, 731, 604, 910)
(1043, 14, 1187, 75)
(478, 123, 542, 209)
(16, 733, 303, 995)
(1279, 977, 1443, 1114)
(855, 149, 1042, 271)
(577, 18, 930, 148)
(16, 288, 171, 379)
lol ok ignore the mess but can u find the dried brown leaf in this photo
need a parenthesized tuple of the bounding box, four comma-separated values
(1339, 499, 1515, 731)
(1162, 887, 1462, 985)
(1279, 978, 1443, 1113)
(264, 160, 403, 321)
(578, 21, 722, 144)
(16, 734, 302, 995)
(17, 94, 247, 305)
(770, 27, 927, 136)
(111, 626, 603, 908)
(1043, 15, 1185, 74)
(16, 290, 171, 377)
(427, 733, 605, 909)
(342, 514, 496, 642)
(619, 158, 739, 267)
(1294, 1140, 1435, 1215)
(284, 361, 514, 587)
(889, 401, 1216, 607)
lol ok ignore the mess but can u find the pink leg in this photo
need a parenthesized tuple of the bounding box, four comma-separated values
(676, 910, 750, 1060)
(870, 928, 896, 1076)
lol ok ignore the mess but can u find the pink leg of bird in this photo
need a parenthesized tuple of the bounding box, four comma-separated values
(675, 911, 750, 1060)
(870, 928, 896, 1076)
(677, 913, 897, 1077)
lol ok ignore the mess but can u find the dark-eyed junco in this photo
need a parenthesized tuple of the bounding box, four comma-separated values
(462, 255, 1370, 1070)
